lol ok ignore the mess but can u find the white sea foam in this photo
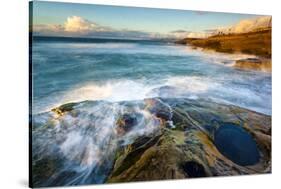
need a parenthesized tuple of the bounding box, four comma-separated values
(165, 76, 219, 93)
(35, 71, 271, 115)
(181, 45, 257, 66)
(62, 80, 157, 104)
(45, 76, 219, 111)
(33, 42, 270, 115)
(67, 42, 137, 49)
(33, 99, 161, 184)
(32, 40, 272, 186)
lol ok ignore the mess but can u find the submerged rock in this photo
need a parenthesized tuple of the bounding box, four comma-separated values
(116, 113, 142, 135)
(145, 98, 173, 121)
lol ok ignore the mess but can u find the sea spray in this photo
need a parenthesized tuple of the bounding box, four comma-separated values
(33, 40, 271, 115)
(32, 100, 162, 186)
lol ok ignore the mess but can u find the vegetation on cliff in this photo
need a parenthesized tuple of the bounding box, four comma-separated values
(176, 28, 271, 71)
(177, 29, 271, 58)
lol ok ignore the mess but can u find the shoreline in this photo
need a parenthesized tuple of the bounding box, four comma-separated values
(32, 97, 271, 187)
(50, 97, 271, 117)
(176, 28, 272, 72)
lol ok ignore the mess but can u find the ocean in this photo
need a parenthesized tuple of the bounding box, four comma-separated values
(31, 36, 272, 186)
(31, 36, 271, 115)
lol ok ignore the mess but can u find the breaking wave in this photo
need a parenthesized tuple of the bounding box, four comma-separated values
(32, 40, 271, 115)
(36, 73, 271, 115)
(32, 99, 162, 185)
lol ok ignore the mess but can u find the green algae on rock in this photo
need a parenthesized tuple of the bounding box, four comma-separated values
(106, 98, 271, 183)
(32, 98, 271, 187)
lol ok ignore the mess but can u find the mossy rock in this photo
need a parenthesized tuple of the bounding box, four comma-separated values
(51, 102, 78, 116)
(107, 98, 271, 182)
(32, 97, 271, 185)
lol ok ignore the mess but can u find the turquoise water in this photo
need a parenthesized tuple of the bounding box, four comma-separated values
(31, 37, 271, 186)
(32, 37, 271, 115)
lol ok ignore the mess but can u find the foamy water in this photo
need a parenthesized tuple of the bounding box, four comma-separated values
(32, 38, 271, 115)
(32, 99, 162, 185)
(31, 37, 271, 186)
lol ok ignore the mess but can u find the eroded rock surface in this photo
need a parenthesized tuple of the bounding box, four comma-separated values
(107, 98, 271, 183)
(32, 98, 271, 187)
(235, 58, 271, 72)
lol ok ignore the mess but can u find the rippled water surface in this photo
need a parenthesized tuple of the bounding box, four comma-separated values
(31, 37, 271, 186)
(32, 37, 271, 115)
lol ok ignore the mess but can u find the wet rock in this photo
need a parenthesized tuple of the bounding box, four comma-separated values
(111, 134, 162, 178)
(116, 113, 142, 135)
(51, 102, 77, 116)
(155, 110, 172, 121)
(33, 98, 271, 186)
(107, 98, 271, 183)
(235, 58, 271, 72)
(32, 156, 64, 187)
(108, 132, 186, 183)
(145, 98, 172, 121)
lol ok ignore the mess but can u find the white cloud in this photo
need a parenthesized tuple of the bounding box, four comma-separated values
(186, 32, 212, 38)
(33, 15, 271, 39)
(33, 24, 64, 33)
(64, 16, 97, 33)
(169, 30, 213, 39)
(168, 16, 272, 39)
(33, 16, 154, 39)
(217, 16, 271, 34)
(33, 16, 111, 36)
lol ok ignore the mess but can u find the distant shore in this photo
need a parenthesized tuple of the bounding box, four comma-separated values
(176, 28, 271, 72)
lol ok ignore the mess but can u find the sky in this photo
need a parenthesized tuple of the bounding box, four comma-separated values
(31, 1, 269, 39)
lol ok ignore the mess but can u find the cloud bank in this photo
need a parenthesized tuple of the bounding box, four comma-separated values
(169, 30, 212, 39)
(217, 16, 271, 34)
(33, 15, 271, 39)
(169, 16, 272, 39)
(33, 16, 160, 39)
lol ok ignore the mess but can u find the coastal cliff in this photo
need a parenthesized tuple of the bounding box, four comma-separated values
(176, 28, 271, 71)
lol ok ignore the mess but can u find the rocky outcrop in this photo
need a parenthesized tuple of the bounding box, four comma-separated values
(176, 29, 272, 72)
(234, 58, 271, 72)
(107, 98, 271, 183)
(32, 98, 271, 186)
(176, 29, 271, 59)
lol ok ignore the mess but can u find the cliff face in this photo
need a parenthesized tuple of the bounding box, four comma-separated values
(176, 28, 271, 58)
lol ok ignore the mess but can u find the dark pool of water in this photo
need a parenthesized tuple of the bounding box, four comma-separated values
(214, 123, 260, 166)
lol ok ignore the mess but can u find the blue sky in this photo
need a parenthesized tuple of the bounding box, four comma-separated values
(31, 1, 264, 38)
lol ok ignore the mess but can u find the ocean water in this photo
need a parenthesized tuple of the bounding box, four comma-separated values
(31, 36, 272, 186)
(32, 36, 271, 115)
